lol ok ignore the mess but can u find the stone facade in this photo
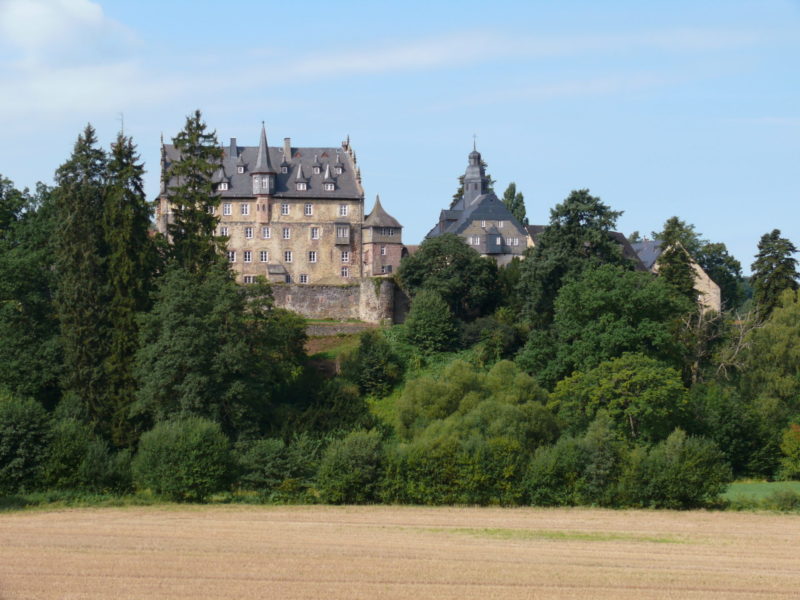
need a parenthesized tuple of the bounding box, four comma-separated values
(271, 278, 397, 324)
(156, 125, 401, 286)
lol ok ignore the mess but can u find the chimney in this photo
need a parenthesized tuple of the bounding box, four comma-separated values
(283, 137, 291, 159)
(229, 138, 237, 159)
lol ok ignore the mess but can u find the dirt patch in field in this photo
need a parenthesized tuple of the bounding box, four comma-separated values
(1, 505, 799, 599)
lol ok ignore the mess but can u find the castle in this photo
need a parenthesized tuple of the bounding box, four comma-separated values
(155, 124, 404, 286)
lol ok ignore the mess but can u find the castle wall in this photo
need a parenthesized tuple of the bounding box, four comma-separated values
(271, 278, 396, 324)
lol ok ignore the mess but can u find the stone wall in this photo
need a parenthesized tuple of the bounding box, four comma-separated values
(271, 277, 398, 323)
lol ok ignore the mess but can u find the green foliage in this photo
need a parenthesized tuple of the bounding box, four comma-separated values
(133, 264, 306, 437)
(403, 289, 459, 354)
(397, 233, 499, 320)
(53, 125, 114, 435)
(103, 134, 158, 447)
(42, 419, 132, 493)
(340, 330, 404, 397)
(0, 395, 51, 493)
(501, 182, 527, 226)
(778, 424, 800, 480)
(550, 353, 688, 442)
(618, 429, 731, 509)
(656, 243, 698, 303)
(460, 315, 525, 365)
(698, 242, 745, 310)
(318, 430, 384, 504)
(751, 229, 798, 319)
(517, 265, 691, 387)
(518, 189, 628, 326)
(0, 177, 62, 406)
(686, 382, 768, 477)
(165, 110, 226, 273)
(132, 417, 231, 502)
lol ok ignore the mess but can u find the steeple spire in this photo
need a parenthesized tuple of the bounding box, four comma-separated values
(253, 121, 275, 174)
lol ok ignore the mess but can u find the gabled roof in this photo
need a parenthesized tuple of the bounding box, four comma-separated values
(364, 195, 402, 228)
(630, 240, 664, 270)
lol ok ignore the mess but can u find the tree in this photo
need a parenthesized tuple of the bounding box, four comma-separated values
(651, 217, 705, 257)
(655, 219, 698, 303)
(53, 125, 113, 434)
(501, 182, 527, 226)
(0, 178, 62, 406)
(165, 110, 225, 273)
(550, 353, 688, 442)
(317, 430, 384, 504)
(697, 242, 744, 310)
(517, 189, 628, 325)
(397, 233, 498, 320)
(340, 330, 404, 397)
(516, 264, 692, 387)
(403, 289, 459, 354)
(103, 134, 158, 446)
(750, 229, 798, 319)
(133, 264, 306, 438)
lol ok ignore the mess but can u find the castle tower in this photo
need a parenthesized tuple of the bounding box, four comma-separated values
(251, 122, 275, 222)
(462, 143, 489, 206)
(362, 195, 403, 276)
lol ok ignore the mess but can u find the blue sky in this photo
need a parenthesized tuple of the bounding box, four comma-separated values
(1, 0, 798, 271)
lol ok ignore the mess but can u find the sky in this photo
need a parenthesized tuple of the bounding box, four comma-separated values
(0, 0, 798, 271)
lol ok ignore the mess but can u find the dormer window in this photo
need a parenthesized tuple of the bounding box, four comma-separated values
(499, 220, 504, 228)
(296, 182, 307, 191)
(323, 182, 334, 192)
(218, 182, 228, 191)
(335, 167, 343, 175)
(313, 166, 321, 175)
(252, 176, 260, 194)
(281, 166, 288, 174)
(237, 166, 244, 174)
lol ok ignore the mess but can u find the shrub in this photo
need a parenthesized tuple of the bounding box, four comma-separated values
(524, 436, 588, 506)
(318, 430, 384, 504)
(0, 394, 50, 493)
(620, 429, 731, 509)
(235, 438, 288, 492)
(404, 289, 459, 353)
(132, 417, 231, 501)
(778, 423, 800, 480)
(340, 330, 404, 397)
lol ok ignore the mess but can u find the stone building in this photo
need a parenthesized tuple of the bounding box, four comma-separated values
(631, 239, 722, 312)
(156, 124, 403, 285)
(426, 146, 527, 266)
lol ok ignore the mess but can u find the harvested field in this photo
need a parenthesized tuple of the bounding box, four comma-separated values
(1, 505, 798, 599)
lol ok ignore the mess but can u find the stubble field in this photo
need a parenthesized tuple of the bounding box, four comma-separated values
(1, 504, 798, 599)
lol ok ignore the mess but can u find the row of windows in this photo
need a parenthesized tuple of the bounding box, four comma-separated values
(214, 202, 350, 217)
(469, 236, 521, 246)
(479, 220, 506, 228)
(227, 250, 352, 264)
(243, 268, 351, 285)
(218, 225, 350, 240)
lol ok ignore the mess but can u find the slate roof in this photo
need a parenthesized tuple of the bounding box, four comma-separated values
(161, 127, 362, 200)
(427, 191, 525, 239)
(630, 240, 664, 270)
(364, 195, 402, 228)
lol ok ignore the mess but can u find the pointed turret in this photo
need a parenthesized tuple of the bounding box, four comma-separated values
(295, 163, 308, 182)
(462, 144, 488, 205)
(364, 194, 402, 229)
(252, 122, 275, 174)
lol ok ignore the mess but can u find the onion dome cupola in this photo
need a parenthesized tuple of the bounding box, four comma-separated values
(251, 122, 276, 195)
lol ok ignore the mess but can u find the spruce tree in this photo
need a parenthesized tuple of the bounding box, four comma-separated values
(751, 229, 798, 319)
(165, 110, 225, 272)
(53, 125, 112, 433)
(501, 182, 528, 226)
(103, 134, 158, 446)
(656, 243, 698, 304)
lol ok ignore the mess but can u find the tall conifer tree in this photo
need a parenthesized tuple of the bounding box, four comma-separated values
(103, 133, 157, 446)
(502, 182, 528, 226)
(165, 110, 224, 272)
(751, 229, 798, 319)
(53, 125, 112, 432)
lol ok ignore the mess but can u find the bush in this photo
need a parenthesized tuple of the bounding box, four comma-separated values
(778, 423, 800, 480)
(318, 430, 384, 504)
(132, 417, 231, 501)
(404, 289, 459, 353)
(0, 394, 50, 493)
(524, 436, 588, 506)
(340, 330, 404, 397)
(619, 429, 731, 509)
